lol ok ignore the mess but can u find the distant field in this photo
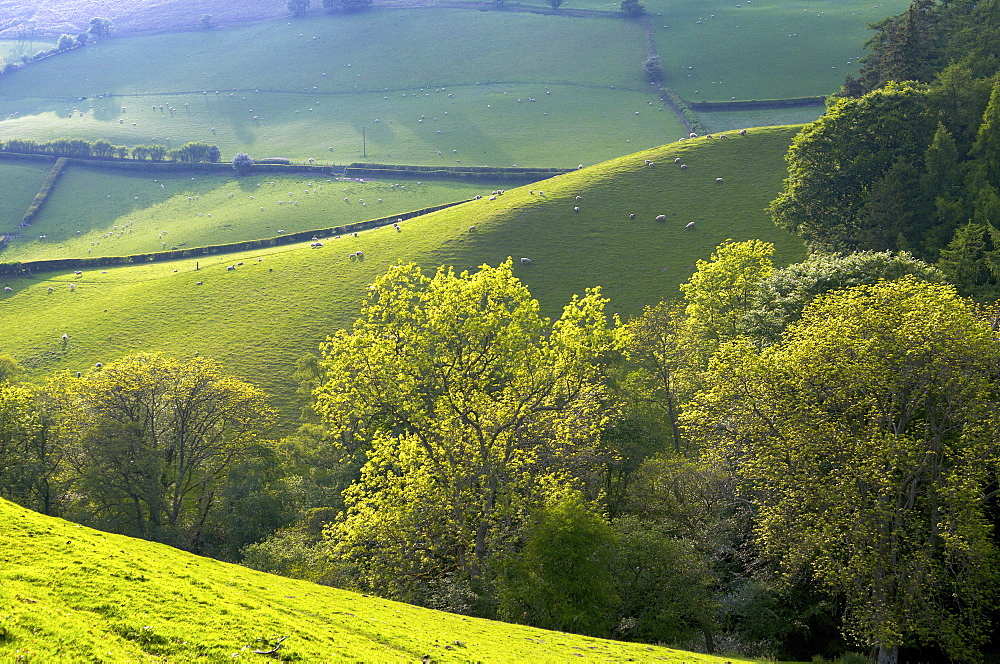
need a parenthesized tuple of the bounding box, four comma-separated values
(0, 11, 681, 166)
(647, 0, 911, 101)
(0, 38, 55, 63)
(697, 105, 828, 134)
(0, 159, 49, 232)
(0, 167, 502, 261)
(0, 128, 805, 425)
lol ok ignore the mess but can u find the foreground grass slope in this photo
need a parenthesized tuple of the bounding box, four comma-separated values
(0, 498, 758, 662)
(0, 127, 805, 425)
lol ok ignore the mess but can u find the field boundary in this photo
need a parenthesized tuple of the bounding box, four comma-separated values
(21, 157, 68, 226)
(0, 200, 472, 277)
(688, 97, 826, 111)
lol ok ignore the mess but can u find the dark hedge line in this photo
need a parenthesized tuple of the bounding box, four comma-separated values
(660, 88, 706, 135)
(0, 200, 470, 277)
(22, 158, 68, 225)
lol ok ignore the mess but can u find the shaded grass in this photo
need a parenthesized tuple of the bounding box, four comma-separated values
(0, 160, 50, 232)
(647, 0, 911, 101)
(0, 128, 805, 427)
(0, 497, 763, 662)
(697, 105, 828, 134)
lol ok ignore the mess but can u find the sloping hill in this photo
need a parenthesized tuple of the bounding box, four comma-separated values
(0, 127, 805, 425)
(0, 498, 758, 662)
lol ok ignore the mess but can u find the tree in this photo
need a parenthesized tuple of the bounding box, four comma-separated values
(47, 353, 275, 549)
(743, 251, 942, 344)
(679, 239, 774, 350)
(199, 14, 214, 29)
(56, 34, 76, 51)
(87, 17, 112, 39)
(315, 260, 614, 605)
(0, 382, 57, 513)
(232, 152, 254, 175)
(621, 0, 644, 18)
(75, 32, 88, 46)
(498, 486, 619, 636)
(548, 0, 564, 9)
(287, 0, 311, 16)
(685, 279, 1000, 663)
(768, 82, 937, 254)
(643, 56, 663, 83)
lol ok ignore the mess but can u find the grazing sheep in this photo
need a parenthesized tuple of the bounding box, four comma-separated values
(489, 195, 497, 201)
(655, 215, 667, 222)
(74, 270, 83, 276)
(689, 132, 698, 138)
(469, 225, 477, 232)
(3, 286, 11, 292)
(62, 333, 68, 341)
(686, 221, 696, 229)
(680, 164, 688, 170)
(197, 281, 203, 285)
(738, 129, 747, 136)
(311, 242, 323, 248)
(574, 206, 580, 212)
(237, 262, 244, 266)
(520, 257, 532, 265)
(69, 284, 76, 290)
(227, 265, 235, 271)
(95, 362, 103, 368)
(716, 177, 724, 183)
(629, 213, 636, 219)
(349, 254, 356, 261)
(356, 251, 364, 258)
(47, 286, 54, 292)
(674, 157, 681, 163)
(576, 196, 583, 201)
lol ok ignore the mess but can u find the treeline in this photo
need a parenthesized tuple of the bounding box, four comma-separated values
(1, 137, 221, 163)
(771, 0, 1000, 300)
(0, 17, 113, 78)
(2, 248, 997, 660)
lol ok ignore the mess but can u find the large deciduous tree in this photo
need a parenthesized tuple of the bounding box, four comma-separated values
(47, 353, 274, 549)
(685, 278, 1000, 663)
(314, 260, 614, 605)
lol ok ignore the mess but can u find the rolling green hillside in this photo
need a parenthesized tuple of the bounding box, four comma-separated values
(0, 497, 760, 662)
(0, 160, 48, 232)
(0, 167, 500, 261)
(0, 127, 805, 426)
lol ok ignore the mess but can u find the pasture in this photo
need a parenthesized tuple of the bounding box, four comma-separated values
(0, 167, 501, 261)
(0, 159, 49, 234)
(0, 497, 759, 662)
(0, 127, 805, 426)
(0, 11, 681, 167)
(648, 0, 911, 101)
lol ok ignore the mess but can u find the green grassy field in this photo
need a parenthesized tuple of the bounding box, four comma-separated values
(0, 497, 764, 662)
(0, 167, 505, 261)
(0, 160, 50, 235)
(0, 11, 683, 167)
(0, 38, 55, 64)
(697, 105, 828, 134)
(648, 0, 911, 102)
(0, 127, 806, 426)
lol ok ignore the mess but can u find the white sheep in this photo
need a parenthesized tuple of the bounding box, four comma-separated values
(62, 333, 68, 341)
(520, 257, 532, 265)
(716, 178, 724, 183)
(574, 206, 580, 212)
(686, 221, 696, 229)
(3, 286, 11, 292)
(655, 215, 667, 222)
(689, 132, 698, 138)
(680, 164, 688, 170)
(674, 157, 681, 163)
(738, 129, 747, 136)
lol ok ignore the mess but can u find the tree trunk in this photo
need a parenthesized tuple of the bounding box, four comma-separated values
(876, 644, 898, 664)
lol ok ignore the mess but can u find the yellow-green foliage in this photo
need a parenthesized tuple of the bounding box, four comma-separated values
(0, 498, 759, 662)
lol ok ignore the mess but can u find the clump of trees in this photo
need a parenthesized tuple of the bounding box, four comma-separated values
(0, 137, 221, 163)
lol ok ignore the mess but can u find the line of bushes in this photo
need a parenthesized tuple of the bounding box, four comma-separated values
(0, 138, 222, 163)
(659, 87, 705, 135)
(687, 97, 825, 111)
(22, 158, 68, 226)
(0, 201, 470, 277)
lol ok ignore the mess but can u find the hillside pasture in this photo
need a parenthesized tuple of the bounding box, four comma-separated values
(0, 167, 502, 261)
(0, 11, 682, 166)
(0, 497, 758, 662)
(648, 0, 911, 102)
(0, 127, 805, 425)
(0, 159, 50, 233)
(697, 105, 829, 134)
